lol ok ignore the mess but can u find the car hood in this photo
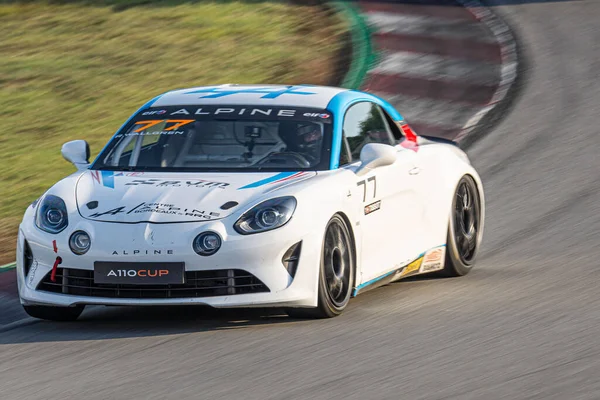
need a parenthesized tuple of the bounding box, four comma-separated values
(76, 170, 315, 223)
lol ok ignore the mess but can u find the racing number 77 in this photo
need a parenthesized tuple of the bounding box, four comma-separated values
(133, 120, 194, 133)
(357, 176, 377, 202)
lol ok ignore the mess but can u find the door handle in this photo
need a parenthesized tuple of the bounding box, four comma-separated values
(408, 167, 421, 175)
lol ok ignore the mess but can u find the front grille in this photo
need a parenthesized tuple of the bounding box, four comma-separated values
(37, 268, 269, 299)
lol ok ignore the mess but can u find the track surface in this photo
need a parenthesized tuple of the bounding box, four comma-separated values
(1, 1, 600, 398)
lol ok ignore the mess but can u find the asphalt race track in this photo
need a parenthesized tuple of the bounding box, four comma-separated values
(1, 1, 600, 399)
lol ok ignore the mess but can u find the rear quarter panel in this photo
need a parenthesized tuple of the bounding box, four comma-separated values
(416, 142, 485, 250)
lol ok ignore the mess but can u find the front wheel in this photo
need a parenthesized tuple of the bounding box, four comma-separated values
(23, 305, 85, 321)
(442, 175, 483, 277)
(287, 214, 355, 319)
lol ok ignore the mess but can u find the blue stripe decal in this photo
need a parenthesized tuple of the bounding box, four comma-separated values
(238, 172, 297, 190)
(118, 93, 164, 130)
(354, 270, 396, 293)
(101, 171, 115, 188)
(184, 86, 317, 99)
(352, 245, 446, 295)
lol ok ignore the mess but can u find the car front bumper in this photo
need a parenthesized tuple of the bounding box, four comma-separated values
(17, 216, 322, 308)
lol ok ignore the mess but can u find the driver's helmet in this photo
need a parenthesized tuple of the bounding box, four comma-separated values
(278, 122, 323, 157)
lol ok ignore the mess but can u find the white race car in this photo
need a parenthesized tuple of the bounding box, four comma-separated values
(16, 84, 484, 320)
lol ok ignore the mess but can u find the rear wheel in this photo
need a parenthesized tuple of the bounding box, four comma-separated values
(442, 175, 482, 277)
(23, 305, 85, 321)
(287, 214, 354, 319)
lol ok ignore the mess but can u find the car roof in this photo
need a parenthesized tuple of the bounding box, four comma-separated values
(151, 84, 350, 109)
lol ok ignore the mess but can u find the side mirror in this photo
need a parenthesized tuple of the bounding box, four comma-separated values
(355, 143, 396, 176)
(61, 140, 90, 170)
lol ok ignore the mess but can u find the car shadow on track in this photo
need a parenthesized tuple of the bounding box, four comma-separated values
(0, 306, 304, 345)
(0, 269, 488, 345)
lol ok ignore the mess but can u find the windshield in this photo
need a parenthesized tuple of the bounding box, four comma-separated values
(92, 105, 333, 172)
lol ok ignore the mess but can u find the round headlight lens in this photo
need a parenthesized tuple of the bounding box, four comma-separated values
(192, 232, 222, 256)
(234, 196, 297, 235)
(69, 230, 91, 255)
(36, 194, 69, 234)
(46, 209, 65, 226)
(255, 207, 281, 229)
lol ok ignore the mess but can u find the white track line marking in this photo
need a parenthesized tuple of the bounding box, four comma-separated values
(372, 51, 501, 86)
(372, 92, 481, 130)
(366, 11, 497, 43)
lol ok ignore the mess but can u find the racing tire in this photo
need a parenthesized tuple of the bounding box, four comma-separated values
(23, 305, 85, 321)
(442, 175, 483, 277)
(286, 214, 355, 319)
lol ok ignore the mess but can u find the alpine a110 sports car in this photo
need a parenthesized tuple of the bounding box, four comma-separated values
(17, 84, 484, 320)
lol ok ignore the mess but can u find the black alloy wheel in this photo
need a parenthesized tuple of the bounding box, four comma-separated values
(287, 214, 354, 318)
(443, 175, 483, 276)
(323, 216, 353, 308)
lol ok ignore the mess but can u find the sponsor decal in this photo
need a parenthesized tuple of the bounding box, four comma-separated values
(88, 202, 221, 219)
(125, 179, 229, 189)
(303, 112, 330, 119)
(27, 260, 38, 286)
(399, 257, 422, 278)
(90, 174, 227, 190)
(94, 261, 184, 284)
(111, 249, 173, 255)
(364, 200, 381, 215)
(420, 247, 446, 273)
(107, 269, 169, 277)
(138, 107, 331, 123)
(170, 107, 297, 117)
(355, 244, 447, 295)
(116, 130, 185, 137)
(424, 248, 443, 263)
(142, 109, 167, 116)
(184, 86, 316, 99)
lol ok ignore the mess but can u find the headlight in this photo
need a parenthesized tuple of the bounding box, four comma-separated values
(193, 232, 222, 256)
(35, 195, 68, 234)
(234, 196, 297, 234)
(69, 231, 91, 255)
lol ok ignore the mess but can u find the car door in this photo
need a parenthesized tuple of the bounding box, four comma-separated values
(340, 102, 426, 284)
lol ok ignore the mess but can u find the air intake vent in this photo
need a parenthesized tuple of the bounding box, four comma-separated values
(37, 268, 269, 299)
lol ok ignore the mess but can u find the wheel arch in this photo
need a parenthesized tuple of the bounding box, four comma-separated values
(421, 146, 485, 250)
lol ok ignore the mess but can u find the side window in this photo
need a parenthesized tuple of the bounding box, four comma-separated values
(339, 137, 352, 166)
(341, 102, 395, 164)
(380, 108, 404, 142)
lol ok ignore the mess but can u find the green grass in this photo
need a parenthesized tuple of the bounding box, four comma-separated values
(0, 0, 347, 263)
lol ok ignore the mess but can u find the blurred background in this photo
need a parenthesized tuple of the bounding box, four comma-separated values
(0, 0, 348, 263)
(1, 0, 600, 399)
